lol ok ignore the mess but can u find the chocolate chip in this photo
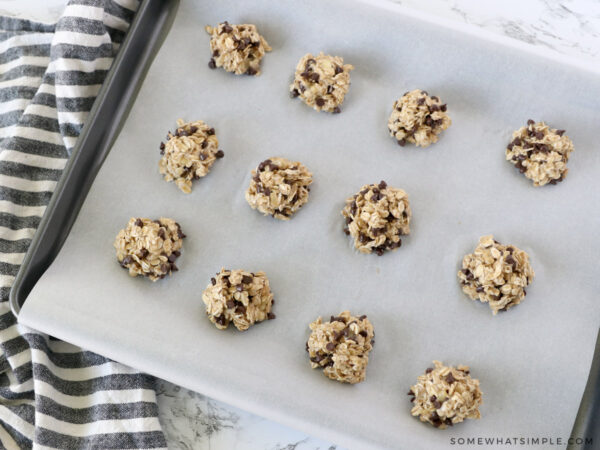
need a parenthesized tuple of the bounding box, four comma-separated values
(159, 142, 165, 152)
(212, 49, 220, 57)
(445, 373, 456, 383)
(221, 23, 232, 33)
(445, 418, 454, 427)
(431, 96, 439, 101)
(246, 67, 257, 76)
(332, 107, 341, 114)
(527, 119, 535, 125)
(168, 253, 178, 263)
(440, 104, 447, 112)
(177, 228, 186, 239)
(267, 312, 276, 320)
(226, 300, 235, 309)
(325, 342, 336, 351)
(122, 255, 133, 266)
(397, 138, 406, 147)
(242, 275, 253, 284)
(160, 263, 169, 273)
(134, 218, 143, 227)
(210, 277, 216, 285)
(417, 97, 425, 106)
(138, 248, 148, 258)
(215, 315, 227, 325)
(263, 187, 271, 196)
(157, 228, 166, 239)
(425, 367, 433, 374)
(308, 72, 320, 83)
(535, 131, 544, 140)
(208, 58, 216, 69)
(207, 128, 215, 135)
(290, 89, 299, 98)
(215, 150, 224, 158)
(556, 129, 566, 136)
(334, 65, 343, 75)
(315, 97, 325, 107)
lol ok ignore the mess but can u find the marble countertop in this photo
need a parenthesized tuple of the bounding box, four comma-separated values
(2, 0, 598, 448)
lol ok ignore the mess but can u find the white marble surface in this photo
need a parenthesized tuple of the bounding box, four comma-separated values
(1, 0, 598, 449)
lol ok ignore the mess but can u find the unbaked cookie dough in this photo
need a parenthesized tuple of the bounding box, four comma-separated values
(290, 52, 353, 113)
(158, 119, 224, 194)
(342, 181, 411, 255)
(506, 120, 574, 187)
(245, 157, 313, 220)
(114, 217, 185, 281)
(306, 311, 374, 384)
(202, 268, 275, 331)
(388, 89, 451, 147)
(205, 21, 271, 75)
(458, 235, 534, 314)
(408, 361, 482, 429)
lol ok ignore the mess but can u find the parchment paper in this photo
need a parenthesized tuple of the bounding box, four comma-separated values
(20, 0, 600, 448)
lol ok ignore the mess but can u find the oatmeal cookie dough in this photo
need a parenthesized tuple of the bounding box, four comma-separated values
(408, 361, 482, 429)
(342, 181, 411, 255)
(114, 217, 185, 281)
(202, 268, 275, 331)
(306, 311, 374, 384)
(290, 52, 354, 113)
(388, 89, 451, 147)
(506, 120, 574, 186)
(158, 119, 224, 194)
(458, 235, 534, 314)
(205, 21, 271, 75)
(245, 157, 313, 220)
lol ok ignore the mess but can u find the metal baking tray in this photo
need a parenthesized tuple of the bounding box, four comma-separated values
(10, 1, 599, 448)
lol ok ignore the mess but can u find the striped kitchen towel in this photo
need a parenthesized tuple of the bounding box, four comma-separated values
(0, 1, 167, 448)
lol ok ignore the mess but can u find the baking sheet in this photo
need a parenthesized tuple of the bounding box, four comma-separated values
(19, 0, 600, 448)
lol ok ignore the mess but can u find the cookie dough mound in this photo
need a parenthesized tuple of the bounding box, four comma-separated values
(158, 119, 224, 194)
(408, 361, 482, 429)
(290, 52, 354, 113)
(114, 217, 185, 281)
(245, 157, 313, 220)
(306, 311, 374, 384)
(341, 181, 411, 255)
(202, 268, 275, 331)
(205, 22, 271, 75)
(388, 90, 451, 147)
(458, 235, 534, 314)
(506, 120, 574, 187)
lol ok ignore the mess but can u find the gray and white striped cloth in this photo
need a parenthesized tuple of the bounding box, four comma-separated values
(0, 1, 167, 448)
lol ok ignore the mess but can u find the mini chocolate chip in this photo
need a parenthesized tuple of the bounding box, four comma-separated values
(210, 277, 216, 285)
(157, 228, 166, 239)
(332, 107, 341, 114)
(215, 150, 225, 158)
(425, 367, 433, 374)
(334, 65, 343, 75)
(134, 218, 143, 227)
(397, 138, 406, 146)
(315, 97, 325, 107)
(440, 104, 447, 112)
(246, 67, 257, 76)
(535, 131, 544, 140)
(445, 373, 456, 383)
(199, 153, 207, 161)
(159, 142, 165, 151)
(326, 343, 336, 351)
(359, 314, 367, 320)
(138, 248, 148, 258)
(263, 187, 271, 196)
(308, 72, 320, 83)
(173, 250, 181, 257)
(208, 59, 216, 69)
(476, 286, 484, 293)
(242, 275, 253, 284)
(445, 418, 454, 426)
(326, 85, 333, 94)
(212, 49, 220, 57)
(221, 23, 232, 33)
(417, 97, 425, 106)
(207, 128, 215, 135)
(168, 253, 177, 263)
(189, 126, 198, 134)
(177, 229, 186, 239)
(556, 129, 566, 136)
(267, 312, 276, 320)
(527, 119, 535, 125)
(290, 89, 299, 98)
(431, 96, 439, 101)
(160, 263, 169, 273)
(226, 300, 235, 309)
